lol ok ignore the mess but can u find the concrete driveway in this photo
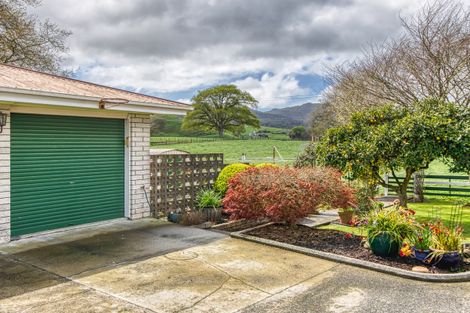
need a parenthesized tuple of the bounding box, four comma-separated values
(0, 219, 469, 313)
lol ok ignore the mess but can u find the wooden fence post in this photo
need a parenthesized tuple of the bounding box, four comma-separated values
(383, 174, 389, 196)
(413, 170, 424, 202)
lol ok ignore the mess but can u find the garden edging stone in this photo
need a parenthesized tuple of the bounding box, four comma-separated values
(230, 227, 470, 283)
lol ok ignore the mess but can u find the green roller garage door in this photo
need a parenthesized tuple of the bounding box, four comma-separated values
(11, 113, 125, 236)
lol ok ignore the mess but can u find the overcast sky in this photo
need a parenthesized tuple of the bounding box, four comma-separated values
(36, 0, 427, 109)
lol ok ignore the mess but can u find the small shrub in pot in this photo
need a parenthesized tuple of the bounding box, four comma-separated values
(409, 226, 432, 263)
(338, 207, 355, 225)
(196, 189, 223, 222)
(427, 220, 463, 269)
(366, 208, 416, 257)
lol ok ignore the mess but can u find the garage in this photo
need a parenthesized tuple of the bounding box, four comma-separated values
(0, 63, 191, 243)
(10, 113, 125, 236)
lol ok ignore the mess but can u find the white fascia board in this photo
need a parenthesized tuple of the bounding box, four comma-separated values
(0, 86, 191, 115)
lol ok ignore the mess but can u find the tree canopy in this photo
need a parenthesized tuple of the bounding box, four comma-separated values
(288, 125, 309, 140)
(316, 99, 470, 206)
(0, 0, 70, 73)
(182, 85, 260, 137)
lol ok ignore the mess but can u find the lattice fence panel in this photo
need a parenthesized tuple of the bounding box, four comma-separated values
(150, 153, 224, 214)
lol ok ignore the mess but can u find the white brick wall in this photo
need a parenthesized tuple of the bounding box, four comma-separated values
(128, 113, 152, 219)
(0, 109, 10, 243)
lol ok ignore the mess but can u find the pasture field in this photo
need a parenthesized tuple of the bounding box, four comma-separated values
(152, 139, 309, 164)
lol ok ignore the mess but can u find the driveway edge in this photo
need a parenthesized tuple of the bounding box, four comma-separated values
(231, 230, 470, 283)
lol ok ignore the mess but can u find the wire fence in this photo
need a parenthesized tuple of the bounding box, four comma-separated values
(150, 136, 308, 145)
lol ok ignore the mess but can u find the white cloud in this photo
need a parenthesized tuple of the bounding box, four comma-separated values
(36, 0, 429, 105)
(234, 73, 310, 109)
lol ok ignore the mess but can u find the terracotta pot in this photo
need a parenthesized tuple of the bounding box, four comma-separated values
(338, 210, 354, 224)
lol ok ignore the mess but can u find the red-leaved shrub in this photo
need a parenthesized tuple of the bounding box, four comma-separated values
(223, 166, 356, 224)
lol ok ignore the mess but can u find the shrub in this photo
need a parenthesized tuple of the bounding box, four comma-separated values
(352, 181, 382, 215)
(196, 189, 222, 209)
(294, 143, 317, 168)
(214, 163, 251, 194)
(223, 166, 356, 224)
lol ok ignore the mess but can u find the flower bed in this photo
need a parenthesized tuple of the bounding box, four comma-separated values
(246, 224, 469, 273)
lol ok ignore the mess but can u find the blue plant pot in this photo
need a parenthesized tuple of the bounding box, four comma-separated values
(412, 247, 431, 263)
(433, 251, 461, 269)
(167, 212, 182, 223)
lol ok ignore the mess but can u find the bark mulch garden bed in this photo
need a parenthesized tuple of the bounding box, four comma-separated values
(246, 224, 470, 273)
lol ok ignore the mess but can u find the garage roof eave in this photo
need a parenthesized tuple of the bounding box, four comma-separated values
(0, 86, 192, 115)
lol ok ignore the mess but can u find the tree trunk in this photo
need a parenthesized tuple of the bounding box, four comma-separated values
(397, 175, 412, 207)
(397, 190, 408, 207)
(218, 129, 224, 138)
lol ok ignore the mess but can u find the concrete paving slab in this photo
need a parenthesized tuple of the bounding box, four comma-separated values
(76, 251, 270, 313)
(297, 210, 339, 228)
(3, 222, 226, 277)
(0, 281, 149, 313)
(0, 218, 168, 254)
(176, 238, 338, 294)
(0, 255, 65, 300)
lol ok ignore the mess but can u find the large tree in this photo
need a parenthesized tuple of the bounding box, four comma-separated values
(327, 0, 470, 122)
(316, 99, 470, 206)
(182, 85, 260, 137)
(0, 0, 71, 73)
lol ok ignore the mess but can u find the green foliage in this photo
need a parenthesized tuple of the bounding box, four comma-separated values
(214, 163, 251, 194)
(352, 180, 383, 215)
(182, 85, 260, 137)
(316, 99, 470, 205)
(294, 142, 317, 168)
(366, 208, 417, 244)
(409, 227, 433, 250)
(196, 189, 222, 209)
(288, 125, 309, 140)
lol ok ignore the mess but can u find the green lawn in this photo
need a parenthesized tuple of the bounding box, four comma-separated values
(409, 197, 469, 241)
(153, 139, 309, 164)
(320, 197, 470, 242)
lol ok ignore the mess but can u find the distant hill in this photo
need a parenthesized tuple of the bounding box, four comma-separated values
(253, 102, 320, 128)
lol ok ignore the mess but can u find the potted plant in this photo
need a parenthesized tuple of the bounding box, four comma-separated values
(366, 208, 416, 257)
(428, 220, 463, 269)
(196, 189, 223, 223)
(338, 207, 355, 225)
(167, 209, 183, 223)
(409, 226, 432, 263)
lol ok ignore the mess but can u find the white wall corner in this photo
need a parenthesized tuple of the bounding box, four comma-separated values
(0, 108, 11, 243)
